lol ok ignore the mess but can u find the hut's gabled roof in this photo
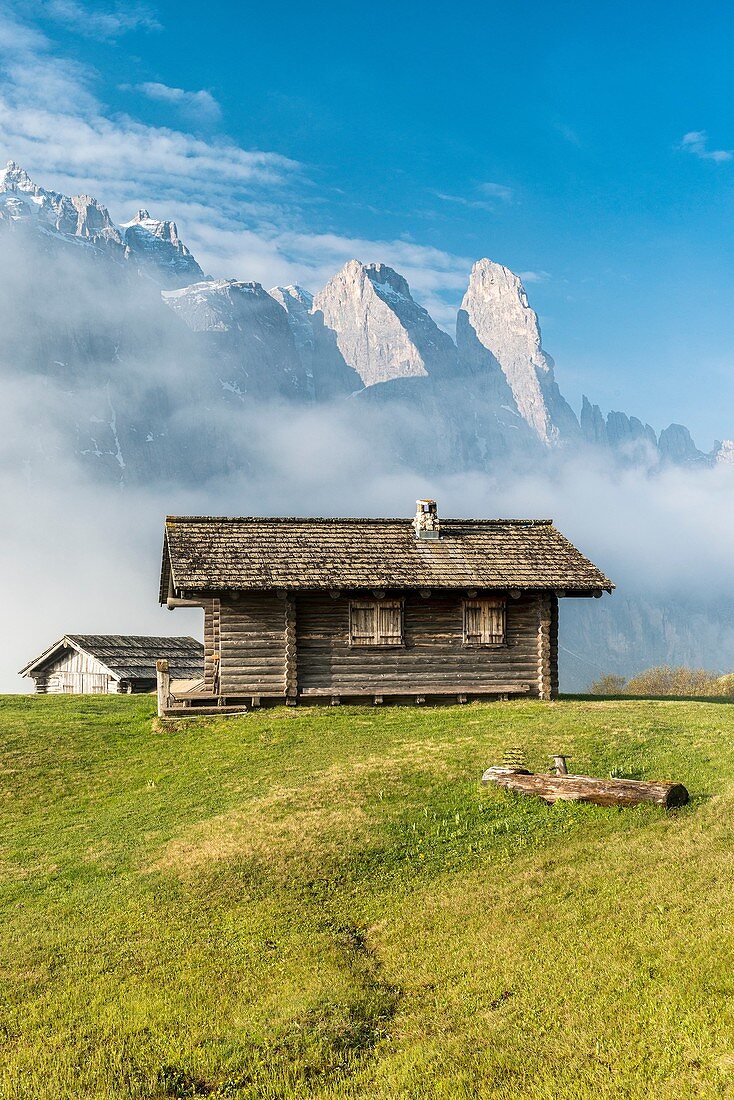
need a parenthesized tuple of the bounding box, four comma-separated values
(160, 515, 613, 597)
(19, 635, 203, 679)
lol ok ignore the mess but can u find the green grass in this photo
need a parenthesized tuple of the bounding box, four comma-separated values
(2, 694, 734, 1099)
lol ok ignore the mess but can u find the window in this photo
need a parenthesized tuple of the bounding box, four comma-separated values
(463, 597, 506, 646)
(349, 600, 403, 646)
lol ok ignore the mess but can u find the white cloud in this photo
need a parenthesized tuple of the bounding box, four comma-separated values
(520, 270, 550, 284)
(478, 181, 514, 201)
(0, 7, 476, 325)
(123, 81, 221, 122)
(0, 12, 297, 203)
(0, 102, 299, 196)
(434, 180, 514, 212)
(43, 0, 161, 39)
(433, 191, 496, 213)
(680, 130, 732, 163)
(0, 10, 48, 51)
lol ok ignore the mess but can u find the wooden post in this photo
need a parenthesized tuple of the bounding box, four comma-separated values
(156, 659, 170, 718)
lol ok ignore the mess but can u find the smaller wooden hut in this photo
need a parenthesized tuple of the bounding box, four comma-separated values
(19, 635, 204, 695)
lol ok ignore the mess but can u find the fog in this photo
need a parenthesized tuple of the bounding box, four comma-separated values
(6, 424, 734, 692)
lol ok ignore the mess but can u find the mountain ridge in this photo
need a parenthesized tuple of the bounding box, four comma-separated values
(0, 159, 730, 469)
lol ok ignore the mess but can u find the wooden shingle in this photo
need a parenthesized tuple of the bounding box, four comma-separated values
(160, 516, 613, 597)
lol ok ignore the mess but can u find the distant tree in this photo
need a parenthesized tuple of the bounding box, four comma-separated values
(625, 665, 719, 697)
(588, 673, 627, 695)
(714, 673, 734, 696)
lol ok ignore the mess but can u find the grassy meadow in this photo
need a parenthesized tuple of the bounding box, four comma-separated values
(2, 694, 734, 1098)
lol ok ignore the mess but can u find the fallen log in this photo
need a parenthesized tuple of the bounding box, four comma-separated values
(481, 766, 689, 809)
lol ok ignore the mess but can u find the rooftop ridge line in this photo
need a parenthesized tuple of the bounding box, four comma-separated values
(164, 515, 555, 526)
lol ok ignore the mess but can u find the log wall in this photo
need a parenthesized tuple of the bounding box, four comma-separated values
(219, 593, 287, 696)
(296, 591, 543, 697)
(212, 590, 555, 701)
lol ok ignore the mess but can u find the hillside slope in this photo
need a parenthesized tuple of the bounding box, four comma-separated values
(2, 696, 734, 1098)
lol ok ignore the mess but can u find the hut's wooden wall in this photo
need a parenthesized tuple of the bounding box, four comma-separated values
(212, 590, 557, 701)
(295, 592, 542, 697)
(33, 648, 118, 694)
(219, 594, 287, 696)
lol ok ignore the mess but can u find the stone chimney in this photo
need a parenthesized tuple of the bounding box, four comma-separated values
(413, 499, 439, 540)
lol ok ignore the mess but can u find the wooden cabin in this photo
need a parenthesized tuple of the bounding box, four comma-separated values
(20, 635, 204, 695)
(158, 500, 613, 712)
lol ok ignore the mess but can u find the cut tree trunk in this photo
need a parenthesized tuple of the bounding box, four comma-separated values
(481, 767, 688, 809)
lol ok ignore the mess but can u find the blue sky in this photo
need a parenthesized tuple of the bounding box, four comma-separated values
(3, 0, 734, 446)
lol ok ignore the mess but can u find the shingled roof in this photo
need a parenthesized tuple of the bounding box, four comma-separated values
(160, 515, 613, 596)
(20, 635, 204, 680)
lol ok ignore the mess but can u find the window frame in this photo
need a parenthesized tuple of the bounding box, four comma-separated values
(462, 596, 507, 647)
(348, 598, 404, 648)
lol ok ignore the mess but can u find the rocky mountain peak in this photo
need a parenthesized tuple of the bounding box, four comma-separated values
(121, 208, 204, 289)
(457, 258, 578, 444)
(311, 259, 457, 387)
(1, 160, 35, 191)
(364, 262, 411, 301)
(270, 283, 314, 310)
(161, 278, 309, 400)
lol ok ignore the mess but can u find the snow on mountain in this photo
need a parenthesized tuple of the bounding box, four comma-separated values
(121, 209, 205, 288)
(311, 260, 458, 387)
(457, 259, 578, 445)
(0, 162, 203, 287)
(0, 161, 123, 249)
(713, 440, 734, 465)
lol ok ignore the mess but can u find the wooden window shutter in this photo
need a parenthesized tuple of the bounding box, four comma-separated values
(463, 597, 506, 645)
(350, 600, 403, 646)
(377, 601, 403, 645)
(350, 602, 377, 645)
